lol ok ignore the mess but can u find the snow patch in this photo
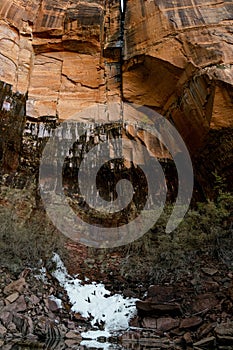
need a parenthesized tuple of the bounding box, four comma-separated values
(52, 253, 137, 335)
(81, 339, 121, 349)
(81, 329, 111, 340)
(35, 266, 48, 283)
(49, 295, 62, 309)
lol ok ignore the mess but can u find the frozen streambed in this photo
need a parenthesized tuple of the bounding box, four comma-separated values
(51, 253, 137, 347)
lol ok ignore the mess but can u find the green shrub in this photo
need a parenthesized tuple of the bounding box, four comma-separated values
(117, 191, 233, 283)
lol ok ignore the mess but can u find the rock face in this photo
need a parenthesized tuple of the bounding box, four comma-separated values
(0, 0, 123, 177)
(0, 0, 232, 194)
(124, 0, 233, 139)
(0, 0, 121, 120)
(123, 0, 233, 193)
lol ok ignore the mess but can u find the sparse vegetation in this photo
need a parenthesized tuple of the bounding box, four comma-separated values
(114, 191, 233, 284)
(1, 181, 232, 285)
(0, 207, 66, 273)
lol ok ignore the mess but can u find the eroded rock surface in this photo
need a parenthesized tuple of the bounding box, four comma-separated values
(0, 0, 122, 120)
(123, 0, 233, 193)
(0, 0, 232, 194)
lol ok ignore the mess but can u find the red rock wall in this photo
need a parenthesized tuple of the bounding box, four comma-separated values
(0, 0, 232, 194)
(0, 0, 122, 120)
(123, 0, 233, 193)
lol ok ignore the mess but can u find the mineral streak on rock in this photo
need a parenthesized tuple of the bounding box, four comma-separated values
(123, 0, 233, 193)
(0, 81, 26, 172)
(0, 0, 122, 120)
(0, 0, 124, 178)
(0, 0, 232, 194)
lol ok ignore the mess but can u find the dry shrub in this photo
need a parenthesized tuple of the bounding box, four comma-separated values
(0, 207, 66, 273)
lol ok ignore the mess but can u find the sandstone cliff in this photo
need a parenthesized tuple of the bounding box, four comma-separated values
(0, 0, 123, 176)
(123, 0, 233, 193)
(0, 0, 122, 119)
(0, 0, 232, 195)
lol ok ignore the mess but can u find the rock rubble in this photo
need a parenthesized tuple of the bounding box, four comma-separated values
(1, 261, 233, 349)
(0, 267, 86, 349)
(133, 270, 233, 349)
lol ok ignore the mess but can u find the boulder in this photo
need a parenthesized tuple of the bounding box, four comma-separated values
(0, 324, 7, 337)
(194, 336, 216, 347)
(3, 278, 27, 295)
(136, 300, 181, 316)
(6, 292, 19, 303)
(65, 330, 82, 340)
(157, 317, 180, 332)
(3, 295, 27, 313)
(180, 317, 203, 330)
(215, 322, 233, 337)
(191, 293, 219, 313)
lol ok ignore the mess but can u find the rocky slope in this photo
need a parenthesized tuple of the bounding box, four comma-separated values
(1, 254, 233, 349)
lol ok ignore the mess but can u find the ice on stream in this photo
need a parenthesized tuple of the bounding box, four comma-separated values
(51, 253, 137, 341)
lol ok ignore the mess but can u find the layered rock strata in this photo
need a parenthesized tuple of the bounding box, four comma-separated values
(123, 0, 233, 193)
(0, 0, 232, 195)
(0, 0, 124, 178)
(0, 0, 122, 120)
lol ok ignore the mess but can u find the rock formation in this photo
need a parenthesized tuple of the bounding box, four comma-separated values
(0, 0, 122, 119)
(0, 0, 123, 179)
(0, 0, 232, 195)
(123, 0, 233, 193)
